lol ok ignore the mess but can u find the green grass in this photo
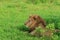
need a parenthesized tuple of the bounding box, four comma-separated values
(0, 0, 60, 40)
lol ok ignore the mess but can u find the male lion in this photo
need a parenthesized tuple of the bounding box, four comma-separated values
(25, 15, 46, 32)
(24, 15, 60, 37)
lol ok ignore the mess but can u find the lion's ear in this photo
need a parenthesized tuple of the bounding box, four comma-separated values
(34, 15, 40, 20)
(34, 15, 40, 19)
(35, 15, 38, 18)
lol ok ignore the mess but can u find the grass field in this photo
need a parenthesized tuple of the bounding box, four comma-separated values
(0, 0, 60, 40)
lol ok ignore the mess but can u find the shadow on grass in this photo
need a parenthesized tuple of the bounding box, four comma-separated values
(17, 25, 42, 38)
(17, 25, 30, 32)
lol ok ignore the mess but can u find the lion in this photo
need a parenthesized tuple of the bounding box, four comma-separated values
(25, 15, 46, 32)
(24, 15, 60, 37)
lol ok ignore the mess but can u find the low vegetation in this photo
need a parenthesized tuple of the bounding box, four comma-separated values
(0, 0, 60, 40)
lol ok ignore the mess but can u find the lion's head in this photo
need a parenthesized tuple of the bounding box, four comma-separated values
(25, 15, 46, 32)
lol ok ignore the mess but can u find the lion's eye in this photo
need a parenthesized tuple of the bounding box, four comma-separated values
(33, 18, 36, 20)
